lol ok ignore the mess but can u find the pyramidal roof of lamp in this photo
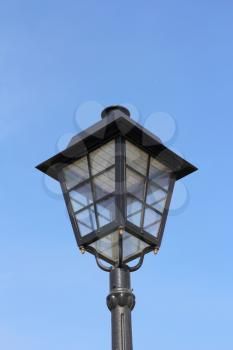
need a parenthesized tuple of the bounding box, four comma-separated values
(36, 105, 197, 181)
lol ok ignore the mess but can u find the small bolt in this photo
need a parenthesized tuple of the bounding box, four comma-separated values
(80, 246, 85, 254)
(119, 227, 124, 235)
(154, 248, 159, 255)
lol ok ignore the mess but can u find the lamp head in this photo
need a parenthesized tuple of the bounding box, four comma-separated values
(36, 106, 197, 270)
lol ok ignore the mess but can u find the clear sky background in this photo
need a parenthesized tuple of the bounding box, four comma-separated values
(1, 1, 233, 349)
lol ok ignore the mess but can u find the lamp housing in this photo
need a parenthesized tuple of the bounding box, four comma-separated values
(36, 106, 197, 267)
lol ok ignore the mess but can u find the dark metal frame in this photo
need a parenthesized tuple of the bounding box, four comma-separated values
(37, 113, 197, 268)
(57, 135, 175, 266)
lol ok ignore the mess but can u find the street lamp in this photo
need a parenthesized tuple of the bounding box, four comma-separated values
(36, 106, 197, 350)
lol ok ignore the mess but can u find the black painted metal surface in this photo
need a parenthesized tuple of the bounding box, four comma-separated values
(107, 268, 135, 350)
(101, 105, 131, 119)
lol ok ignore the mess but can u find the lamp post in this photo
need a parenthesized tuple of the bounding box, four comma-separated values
(36, 106, 197, 350)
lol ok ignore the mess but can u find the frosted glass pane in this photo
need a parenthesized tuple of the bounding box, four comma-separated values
(63, 156, 89, 189)
(69, 182, 93, 212)
(90, 232, 119, 262)
(75, 206, 96, 236)
(144, 207, 161, 237)
(123, 232, 149, 261)
(146, 182, 167, 213)
(90, 231, 150, 263)
(97, 197, 115, 227)
(153, 174, 170, 190)
(90, 140, 115, 175)
(93, 168, 115, 200)
(149, 158, 171, 191)
(127, 196, 142, 227)
(144, 221, 161, 237)
(144, 207, 161, 226)
(126, 168, 145, 199)
(126, 141, 149, 175)
(149, 157, 169, 180)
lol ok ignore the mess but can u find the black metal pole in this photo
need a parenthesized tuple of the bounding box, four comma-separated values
(107, 267, 135, 350)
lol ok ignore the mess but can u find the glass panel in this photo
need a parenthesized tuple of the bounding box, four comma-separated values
(93, 168, 115, 200)
(90, 232, 119, 262)
(149, 158, 171, 191)
(69, 181, 93, 212)
(149, 157, 169, 180)
(123, 232, 149, 261)
(126, 168, 145, 199)
(143, 207, 162, 237)
(63, 156, 89, 190)
(75, 206, 96, 236)
(97, 197, 115, 227)
(144, 222, 161, 236)
(127, 196, 143, 227)
(153, 174, 170, 191)
(90, 140, 115, 176)
(146, 182, 167, 213)
(126, 141, 149, 176)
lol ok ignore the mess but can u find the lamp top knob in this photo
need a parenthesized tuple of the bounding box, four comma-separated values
(101, 105, 130, 119)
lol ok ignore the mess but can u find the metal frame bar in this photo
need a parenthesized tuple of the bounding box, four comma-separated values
(140, 154, 151, 229)
(157, 176, 176, 247)
(115, 135, 126, 227)
(115, 135, 126, 266)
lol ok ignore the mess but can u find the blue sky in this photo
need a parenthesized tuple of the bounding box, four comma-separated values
(1, 0, 233, 349)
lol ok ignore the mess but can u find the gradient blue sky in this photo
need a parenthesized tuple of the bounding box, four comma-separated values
(1, 1, 233, 349)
